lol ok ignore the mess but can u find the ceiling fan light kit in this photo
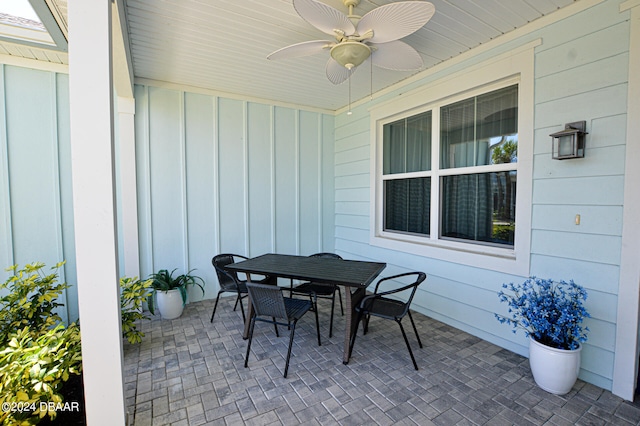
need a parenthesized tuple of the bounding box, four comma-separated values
(330, 40, 371, 69)
(268, 0, 435, 113)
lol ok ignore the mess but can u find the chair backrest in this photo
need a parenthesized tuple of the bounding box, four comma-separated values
(211, 254, 248, 290)
(372, 272, 427, 317)
(246, 283, 288, 320)
(309, 252, 342, 260)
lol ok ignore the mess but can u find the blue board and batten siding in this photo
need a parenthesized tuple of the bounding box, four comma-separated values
(334, 0, 630, 391)
(0, 68, 335, 321)
(0, 65, 77, 324)
(133, 85, 336, 299)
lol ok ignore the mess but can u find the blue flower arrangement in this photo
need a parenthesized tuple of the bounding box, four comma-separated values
(495, 277, 590, 350)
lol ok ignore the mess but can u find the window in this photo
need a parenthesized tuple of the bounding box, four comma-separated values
(383, 112, 431, 236)
(439, 85, 518, 247)
(381, 84, 518, 248)
(370, 46, 534, 275)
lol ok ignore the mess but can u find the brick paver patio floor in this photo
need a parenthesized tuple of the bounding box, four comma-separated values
(124, 296, 640, 425)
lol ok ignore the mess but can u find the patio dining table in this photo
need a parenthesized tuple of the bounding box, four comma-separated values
(226, 253, 386, 364)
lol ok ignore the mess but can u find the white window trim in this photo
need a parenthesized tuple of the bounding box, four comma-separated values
(369, 42, 536, 276)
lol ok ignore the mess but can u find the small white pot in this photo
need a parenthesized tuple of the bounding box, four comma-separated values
(156, 288, 184, 320)
(529, 336, 581, 395)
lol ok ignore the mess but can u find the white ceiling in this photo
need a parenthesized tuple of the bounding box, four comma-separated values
(0, 0, 577, 112)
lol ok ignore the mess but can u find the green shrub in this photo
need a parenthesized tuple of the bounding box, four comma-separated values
(120, 276, 153, 344)
(0, 262, 69, 344)
(0, 324, 82, 424)
(0, 262, 82, 425)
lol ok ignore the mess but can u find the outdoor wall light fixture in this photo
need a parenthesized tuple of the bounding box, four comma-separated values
(550, 121, 588, 160)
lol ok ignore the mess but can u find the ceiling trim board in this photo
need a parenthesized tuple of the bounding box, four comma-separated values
(133, 77, 335, 115)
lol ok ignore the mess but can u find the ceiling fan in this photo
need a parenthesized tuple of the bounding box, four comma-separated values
(268, 0, 435, 85)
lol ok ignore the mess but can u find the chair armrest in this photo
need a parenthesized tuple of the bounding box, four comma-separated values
(373, 272, 426, 294)
(372, 281, 421, 298)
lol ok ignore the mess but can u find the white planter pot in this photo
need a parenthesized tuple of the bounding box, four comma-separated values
(156, 288, 184, 320)
(529, 336, 581, 395)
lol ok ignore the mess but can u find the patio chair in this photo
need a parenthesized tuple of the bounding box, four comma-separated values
(244, 282, 320, 378)
(348, 272, 427, 370)
(289, 253, 344, 339)
(210, 253, 267, 323)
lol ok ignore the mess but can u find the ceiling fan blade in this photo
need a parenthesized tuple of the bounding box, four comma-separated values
(371, 41, 423, 71)
(293, 0, 355, 37)
(326, 58, 355, 85)
(267, 40, 332, 60)
(357, 1, 435, 44)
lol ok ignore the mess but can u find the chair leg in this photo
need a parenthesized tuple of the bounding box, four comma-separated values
(272, 317, 279, 337)
(233, 295, 240, 311)
(407, 310, 423, 348)
(313, 296, 321, 346)
(329, 291, 336, 338)
(244, 316, 256, 368)
(398, 320, 419, 370)
(284, 320, 297, 378)
(210, 291, 223, 322)
(363, 314, 370, 335)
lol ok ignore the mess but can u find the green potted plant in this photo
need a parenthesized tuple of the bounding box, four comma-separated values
(495, 277, 590, 395)
(148, 268, 205, 319)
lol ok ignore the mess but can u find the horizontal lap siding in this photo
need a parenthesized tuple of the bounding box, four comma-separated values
(333, 0, 629, 391)
(530, 5, 629, 389)
(135, 86, 335, 297)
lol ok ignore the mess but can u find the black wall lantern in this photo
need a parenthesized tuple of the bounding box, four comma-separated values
(550, 121, 588, 160)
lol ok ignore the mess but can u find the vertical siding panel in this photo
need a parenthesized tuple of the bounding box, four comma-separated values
(184, 92, 216, 298)
(299, 110, 320, 255)
(247, 102, 274, 256)
(321, 114, 335, 252)
(179, 93, 188, 269)
(135, 85, 153, 275)
(0, 65, 12, 279)
(274, 107, 297, 254)
(56, 73, 78, 321)
(148, 87, 185, 270)
(48, 73, 68, 324)
(4, 66, 62, 268)
(218, 98, 246, 254)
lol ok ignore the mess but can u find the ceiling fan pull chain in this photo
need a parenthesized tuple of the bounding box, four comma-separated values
(348, 74, 353, 115)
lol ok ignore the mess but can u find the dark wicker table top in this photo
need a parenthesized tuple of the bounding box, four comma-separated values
(226, 253, 386, 288)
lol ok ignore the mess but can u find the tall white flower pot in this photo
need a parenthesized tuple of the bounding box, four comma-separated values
(529, 337, 581, 395)
(156, 288, 184, 320)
